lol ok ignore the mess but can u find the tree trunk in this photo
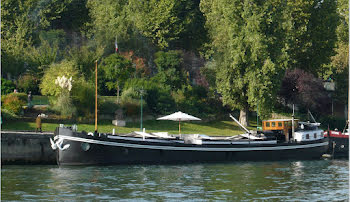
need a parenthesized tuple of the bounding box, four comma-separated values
(239, 107, 249, 127)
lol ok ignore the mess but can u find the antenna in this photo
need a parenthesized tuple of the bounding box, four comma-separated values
(308, 110, 317, 123)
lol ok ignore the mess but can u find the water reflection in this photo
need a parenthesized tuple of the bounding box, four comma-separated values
(2, 160, 349, 201)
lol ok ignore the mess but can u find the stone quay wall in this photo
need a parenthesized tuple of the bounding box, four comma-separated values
(1, 131, 56, 165)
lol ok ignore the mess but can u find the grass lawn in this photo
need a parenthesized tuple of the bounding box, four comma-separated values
(1, 119, 258, 136)
(31, 95, 49, 105)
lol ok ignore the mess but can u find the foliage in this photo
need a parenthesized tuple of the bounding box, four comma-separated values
(1, 108, 18, 120)
(319, 115, 347, 131)
(1, 93, 27, 115)
(330, 43, 348, 104)
(1, 78, 16, 95)
(129, 0, 208, 50)
(123, 78, 175, 115)
(200, 0, 290, 124)
(100, 53, 134, 96)
(86, 0, 131, 52)
(1, 0, 35, 78)
(154, 50, 186, 90)
(278, 68, 331, 113)
(119, 51, 151, 78)
(50, 0, 90, 32)
(335, 0, 348, 44)
(99, 98, 120, 115)
(40, 60, 81, 96)
(284, 0, 338, 74)
(71, 80, 95, 116)
(66, 44, 100, 80)
(172, 85, 214, 117)
(51, 92, 77, 117)
(1, 0, 71, 78)
(17, 73, 40, 94)
(121, 98, 140, 117)
(146, 87, 176, 115)
(25, 30, 67, 73)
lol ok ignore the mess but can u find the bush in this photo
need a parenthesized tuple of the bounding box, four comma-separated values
(1, 78, 16, 95)
(71, 81, 95, 116)
(1, 93, 27, 115)
(51, 93, 77, 117)
(40, 60, 81, 96)
(17, 74, 40, 94)
(121, 98, 140, 117)
(99, 99, 120, 115)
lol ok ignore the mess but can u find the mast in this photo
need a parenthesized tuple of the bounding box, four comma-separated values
(95, 60, 98, 132)
(292, 104, 295, 142)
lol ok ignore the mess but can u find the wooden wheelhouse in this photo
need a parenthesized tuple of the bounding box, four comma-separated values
(262, 119, 299, 142)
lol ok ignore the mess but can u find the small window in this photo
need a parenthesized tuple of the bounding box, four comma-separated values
(306, 134, 310, 139)
(278, 122, 282, 127)
(272, 122, 276, 127)
(314, 133, 317, 138)
(266, 122, 270, 127)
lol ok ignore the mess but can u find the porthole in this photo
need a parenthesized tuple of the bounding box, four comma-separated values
(81, 142, 91, 151)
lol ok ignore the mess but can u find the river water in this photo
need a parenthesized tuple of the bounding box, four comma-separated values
(2, 159, 349, 201)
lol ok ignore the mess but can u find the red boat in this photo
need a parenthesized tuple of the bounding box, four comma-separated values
(324, 125, 349, 158)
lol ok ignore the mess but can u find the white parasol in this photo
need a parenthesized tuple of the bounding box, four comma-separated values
(157, 111, 201, 136)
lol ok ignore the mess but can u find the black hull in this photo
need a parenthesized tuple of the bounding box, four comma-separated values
(327, 136, 349, 159)
(54, 127, 329, 166)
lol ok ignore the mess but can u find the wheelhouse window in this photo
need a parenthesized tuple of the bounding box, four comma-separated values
(266, 122, 270, 127)
(278, 122, 282, 127)
(314, 133, 317, 138)
(272, 122, 276, 127)
(306, 134, 310, 139)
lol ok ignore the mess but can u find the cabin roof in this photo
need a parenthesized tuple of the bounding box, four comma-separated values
(263, 119, 299, 122)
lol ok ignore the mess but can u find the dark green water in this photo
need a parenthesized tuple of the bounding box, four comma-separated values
(2, 160, 349, 201)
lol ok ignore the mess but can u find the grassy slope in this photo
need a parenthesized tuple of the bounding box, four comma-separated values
(1, 119, 258, 136)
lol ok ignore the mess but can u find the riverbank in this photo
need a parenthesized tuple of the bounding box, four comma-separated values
(1, 131, 56, 165)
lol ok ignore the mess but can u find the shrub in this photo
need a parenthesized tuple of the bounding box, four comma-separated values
(1, 93, 27, 115)
(1, 78, 16, 95)
(71, 81, 95, 116)
(40, 60, 81, 96)
(51, 93, 77, 117)
(17, 74, 40, 94)
(121, 98, 140, 117)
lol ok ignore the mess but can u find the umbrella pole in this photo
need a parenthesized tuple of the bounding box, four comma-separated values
(179, 120, 181, 138)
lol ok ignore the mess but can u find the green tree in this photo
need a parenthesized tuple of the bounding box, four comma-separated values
(201, 0, 289, 125)
(154, 50, 186, 91)
(284, 0, 338, 74)
(100, 54, 134, 102)
(1, 0, 36, 78)
(66, 44, 100, 80)
(327, 0, 348, 105)
(1, 0, 71, 78)
(1, 78, 16, 95)
(17, 73, 40, 94)
(86, 0, 131, 53)
(129, 0, 207, 50)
